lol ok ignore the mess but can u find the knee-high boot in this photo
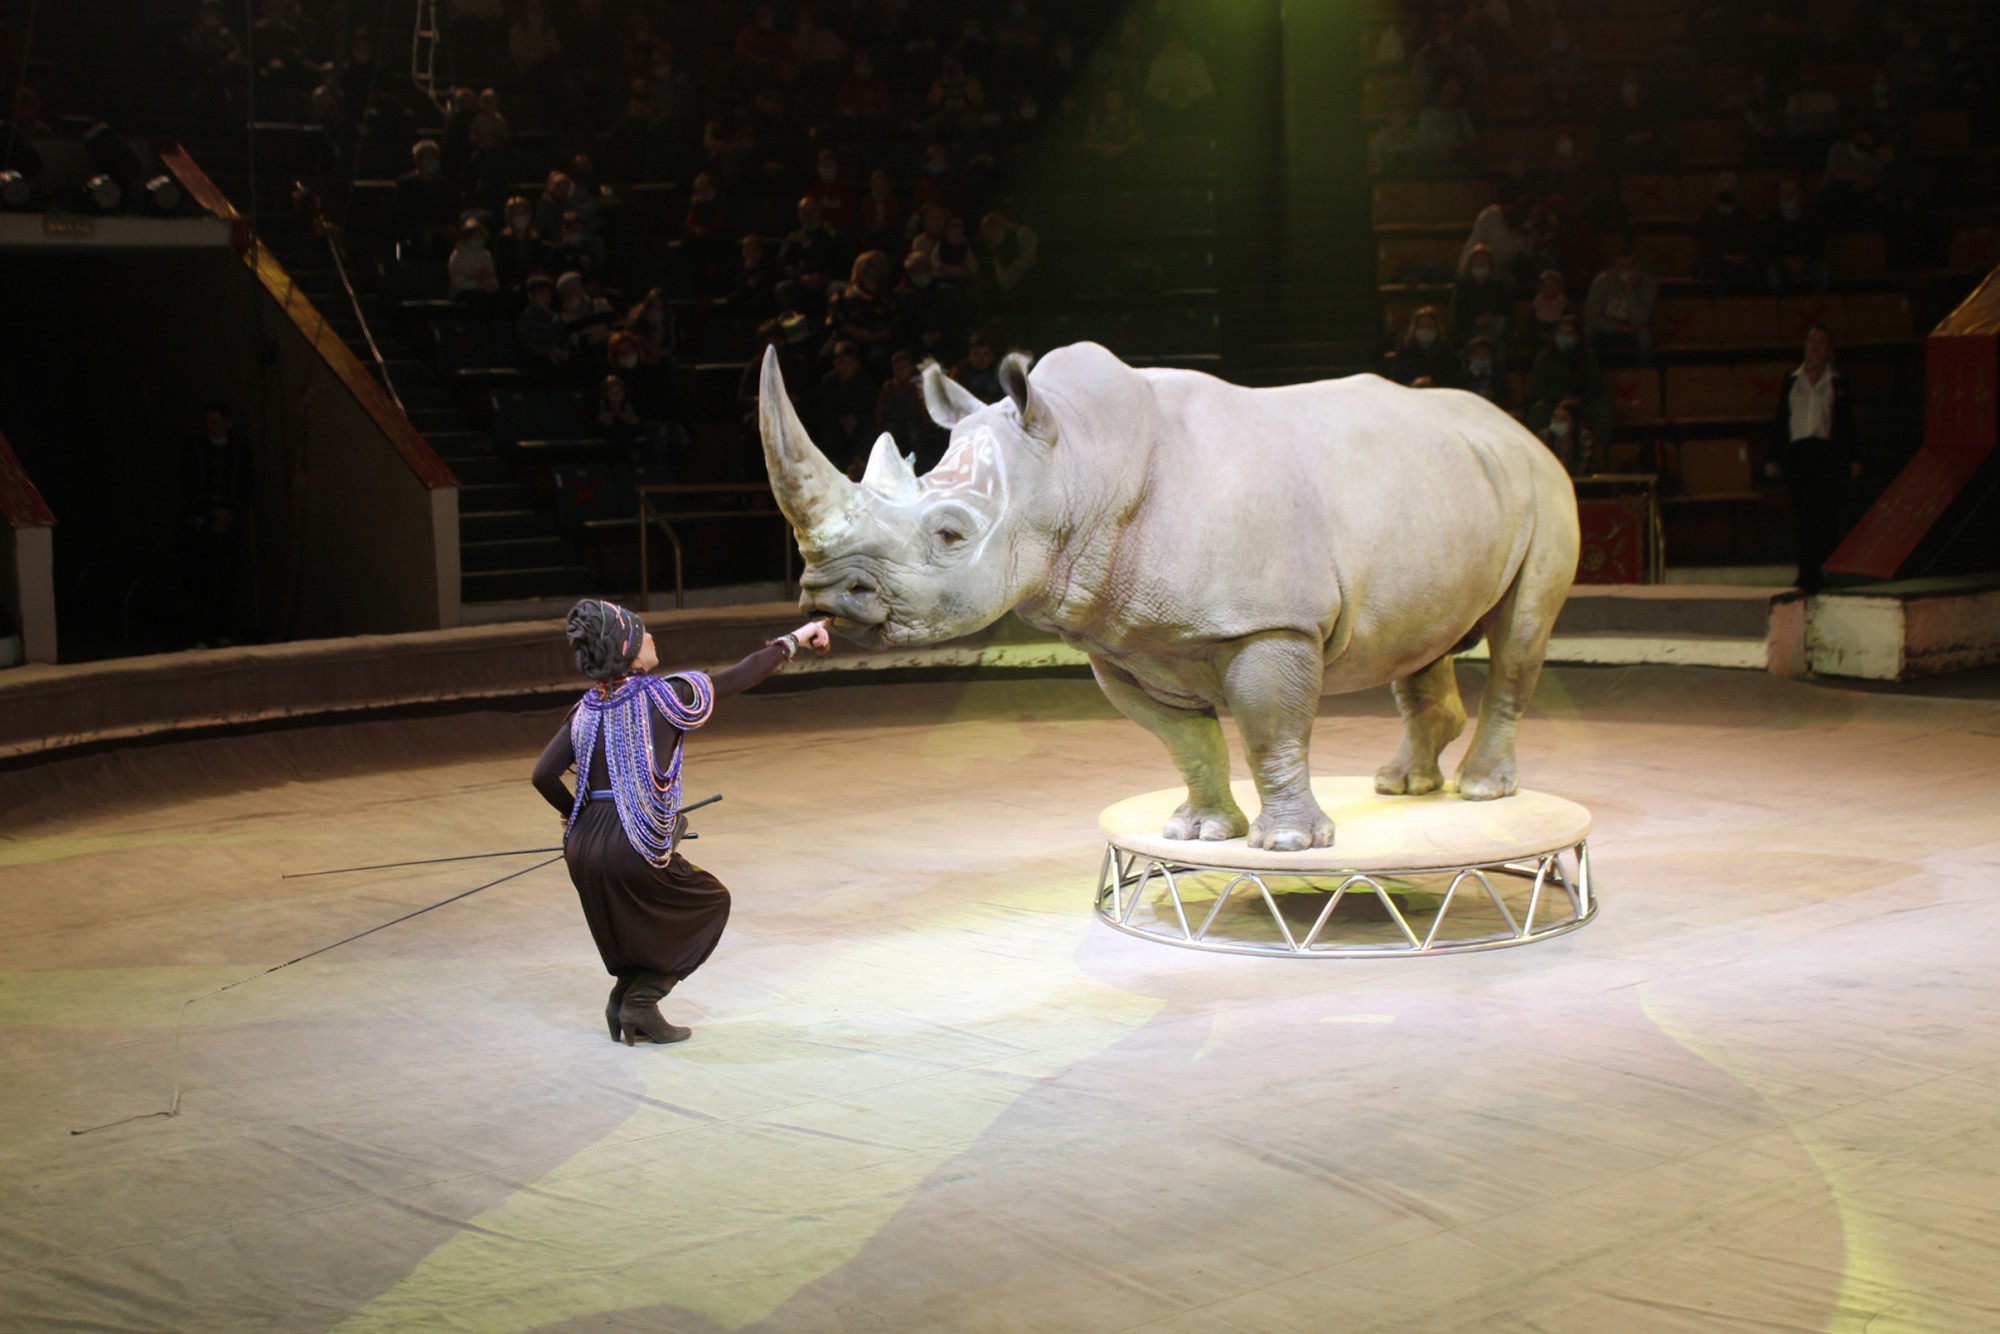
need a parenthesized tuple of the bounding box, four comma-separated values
(617, 970, 691, 1045)
(604, 973, 633, 1042)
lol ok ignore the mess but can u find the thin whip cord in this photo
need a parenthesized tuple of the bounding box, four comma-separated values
(69, 853, 564, 1136)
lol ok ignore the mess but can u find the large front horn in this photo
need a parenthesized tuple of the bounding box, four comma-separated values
(758, 346, 856, 541)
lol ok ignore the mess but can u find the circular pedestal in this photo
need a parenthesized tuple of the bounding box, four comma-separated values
(1095, 777, 1595, 957)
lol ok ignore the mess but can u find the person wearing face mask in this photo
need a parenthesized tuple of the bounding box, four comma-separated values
(179, 401, 256, 649)
(545, 209, 605, 282)
(1603, 71, 1674, 172)
(909, 145, 970, 223)
(1583, 251, 1658, 366)
(894, 250, 960, 353)
(1697, 173, 1760, 293)
(727, 235, 781, 316)
(926, 55, 985, 139)
(1532, 21, 1592, 121)
(857, 169, 903, 251)
(1411, 11, 1487, 113)
(1459, 335, 1503, 406)
(804, 149, 856, 233)
(1458, 195, 1540, 285)
(1527, 316, 1613, 448)
(733, 3, 794, 84)
(1537, 398, 1596, 478)
(1386, 306, 1457, 387)
(1760, 181, 1829, 295)
(1781, 60, 1842, 162)
(395, 140, 462, 259)
(447, 219, 501, 309)
(517, 274, 574, 375)
(624, 290, 675, 365)
(1453, 244, 1512, 352)
(1418, 75, 1479, 172)
(836, 52, 894, 127)
(555, 271, 614, 351)
(1819, 121, 1887, 230)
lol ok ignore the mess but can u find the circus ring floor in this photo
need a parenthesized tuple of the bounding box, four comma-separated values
(4, 661, 2000, 1333)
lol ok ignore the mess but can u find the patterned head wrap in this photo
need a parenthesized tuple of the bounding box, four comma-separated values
(566, 599, 646, 681)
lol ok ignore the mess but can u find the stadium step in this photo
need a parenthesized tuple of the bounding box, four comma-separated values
(435, 454, 509, 485)
(459, 537, 579, 574)
(461, 565, 599, 603)
(458, 482, 532, 515)
(459, 509, 551, 543)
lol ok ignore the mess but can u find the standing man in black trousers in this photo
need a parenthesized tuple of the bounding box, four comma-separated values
(1768, 323, 1862, 593)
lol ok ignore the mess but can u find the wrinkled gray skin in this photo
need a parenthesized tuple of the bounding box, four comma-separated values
(758, 341, 1579, 851)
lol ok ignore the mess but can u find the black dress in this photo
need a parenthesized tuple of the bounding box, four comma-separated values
(531, 642, 789, 981)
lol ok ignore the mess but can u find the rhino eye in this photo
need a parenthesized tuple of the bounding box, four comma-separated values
(935, 526, 965, 547)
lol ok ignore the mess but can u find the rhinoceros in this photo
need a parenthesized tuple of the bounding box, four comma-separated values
(757, 341, 1578, 851)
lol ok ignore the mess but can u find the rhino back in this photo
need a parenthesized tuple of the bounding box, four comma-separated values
(1073, 368, 1564, 668)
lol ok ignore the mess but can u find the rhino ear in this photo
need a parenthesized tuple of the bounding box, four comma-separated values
(998, 351, 1053, 440)
(921, 360, 986, 428)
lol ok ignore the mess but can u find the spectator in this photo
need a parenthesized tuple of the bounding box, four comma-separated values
(1527, 315, 1613, 446)
(778, 197, 844, 318)
(953, 332, 1004, 402)
(1532, 21, 1591, 122)
(1538, 398, 1597, 477)
(1411, 11, 1487, 111)
(544, 210, 605, 283)
(791, 5, 850, 79)
(1741, 69, 1782, 163)
(1882, 24, 1940, 105)
(818, 339, 880, 470)
(533, 172, 588, 239)
(440, 86, 479, 182)
(1455, 0, 1519, 68)
(1862, 71, 1907, 142)
(1765, 323, 1862, 591)
(490, 196, 540, 290)
(1418, 76, 1479, 173)
(506, 0, 561, 87)
(734, 3, 794, 84)
(447, 220, 499, 303)
(930, 215, 980, 288)
(595, 374, 662, 465)
(1084, 86, 1147, 170)
(395, 140, 461, 258)
(683, 171, 728, 239)
(727, 234, 782, 315)
(836, 52, 895, 128)
(1453, 244, 1511, 349)
(978, 211, 1040, 299)
(1529, 268, 1571, 346)
(625, 289, 674, 364)
(909, 146, 972, 225)
(927, 53, 985, 139)
(1539, 130, 1608, 225)
(1781, 61, 1842, 162)
(1371, 105, 1428, 176)
(610, 323, 682, 439)
(1644, 18, 1707, 116)
(1819, 122, 1886, 229)
(827, 251, 897, 364)
(1697, 172, 1760, 292)
(338, 27, 379, 120)
(1761, 179, 1829, 294)
(1460, 335, 1503, 405)
(1384, 306, 1457, 387)
(877, 348, 940, 469)
(1458, 195, 1539, 280)
(184, 0, 244, 87)
(895, 251, 961, 356)
(703, 105, 757, 187)
(857, 169, 904, 252)
(1602, 71, 1675, 172)
(467, 87, 510, 195)
(555, 271, 614, 348)
(179, 401, 255, 648)
(805, 149, 856, 233)
(516, 274, 573, 371)
(1583, 251, 1658, 365)
(1143, 31, 1215, 133)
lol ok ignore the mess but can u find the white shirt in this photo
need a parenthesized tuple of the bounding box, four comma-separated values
(1789, 365, 1835, 441)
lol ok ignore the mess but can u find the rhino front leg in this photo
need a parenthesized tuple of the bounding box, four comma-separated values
(1219, 633, 1336, 851)
(1088, 655, 1247, 841)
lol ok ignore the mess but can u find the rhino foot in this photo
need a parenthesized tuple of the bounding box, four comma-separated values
(1249, 805, 1336, 852)
(1163, 800, 1248, 842)
(1374, 760, 1445, 796)
(1455, 756, 1519, 801)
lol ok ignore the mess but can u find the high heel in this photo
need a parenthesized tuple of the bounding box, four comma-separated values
(616, 970, 691, 1045)
(604, 975, 632, 1042)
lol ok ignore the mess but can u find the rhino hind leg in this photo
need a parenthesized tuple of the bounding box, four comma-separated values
(1457, 532, 1572, 801)
(1088, 655, 1248, 841)
(1219, 634, 1337, 852)
(1376, 655, 1468, 796)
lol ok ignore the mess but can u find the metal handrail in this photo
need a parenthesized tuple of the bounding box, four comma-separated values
(636, 484, 795, 610)
(323, 223, 405, 415)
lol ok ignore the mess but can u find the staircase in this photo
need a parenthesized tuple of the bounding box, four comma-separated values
(40, 0, 595, 613)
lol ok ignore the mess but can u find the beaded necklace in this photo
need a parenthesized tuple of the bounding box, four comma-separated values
(566, 671, 715, 866)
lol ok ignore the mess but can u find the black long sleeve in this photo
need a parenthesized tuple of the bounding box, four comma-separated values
(531, 709, 578, 815)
